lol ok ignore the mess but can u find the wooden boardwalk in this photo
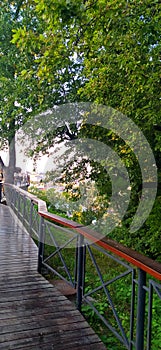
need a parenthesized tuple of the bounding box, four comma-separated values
(0, 204, 106, 350)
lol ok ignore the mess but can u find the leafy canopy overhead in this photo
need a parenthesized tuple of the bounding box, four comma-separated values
(12, 0, 161, 145)
(0, 0, 83, 149)
(1, 0, 161, 257)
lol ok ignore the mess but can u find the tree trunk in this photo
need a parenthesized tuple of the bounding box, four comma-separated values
(4, 136, 16, 184)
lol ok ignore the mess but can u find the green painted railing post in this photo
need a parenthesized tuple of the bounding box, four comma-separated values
(38, 216, 45, 274)
(136, 269, 146, 350)
(77, 234, 86, 312)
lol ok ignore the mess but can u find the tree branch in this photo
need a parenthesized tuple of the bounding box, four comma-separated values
(14, 0, 24, 20)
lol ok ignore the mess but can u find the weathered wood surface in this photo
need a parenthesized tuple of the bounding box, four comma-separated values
(0, 204, 106, 350)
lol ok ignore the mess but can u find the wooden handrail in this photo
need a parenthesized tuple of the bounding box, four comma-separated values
(5, 183, 161, 281)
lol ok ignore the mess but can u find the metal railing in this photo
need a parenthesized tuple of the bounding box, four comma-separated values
(4, 183, 161, 350)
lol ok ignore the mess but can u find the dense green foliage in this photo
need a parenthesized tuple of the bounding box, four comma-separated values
(0, 1, 81, 180)
(12, 1, 161, 134)
(1, 0, 161, 258)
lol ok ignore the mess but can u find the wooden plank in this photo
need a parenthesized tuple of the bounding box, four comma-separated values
(0, 308, 80, 321)
(0, 312, 84, 327)
(1, 342, 105, 350)
(0, 327, 102, 347)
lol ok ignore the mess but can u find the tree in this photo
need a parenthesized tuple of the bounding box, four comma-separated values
(0, 0, 83, 183)
(12, 0, 161, 161)
(0, 1, 38, 182)
(9, 0, 161, 257)
(12, 1, 161, 121)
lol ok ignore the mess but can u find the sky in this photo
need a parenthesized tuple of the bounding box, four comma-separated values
(1, 139, 69, 174)
(0, 148, 54, 173)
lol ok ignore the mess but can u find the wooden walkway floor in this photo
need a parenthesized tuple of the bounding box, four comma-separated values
(0, 204, 106, 350)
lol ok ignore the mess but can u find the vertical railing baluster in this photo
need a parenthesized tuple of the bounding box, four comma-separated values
(147, 282, 153, 350)
(17, 191, 21, 218)
(13, 189, 17, 211)
(77, 234, 86, 312)
(74, 236, 79, 290)
(29, 200, 34, 236)
(23, 196, 26, 226)
(129, 269, 136, 350)
(38, 216, 45, 274)
(9, 187, 13, 209)
(136, 269, 146, 350)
